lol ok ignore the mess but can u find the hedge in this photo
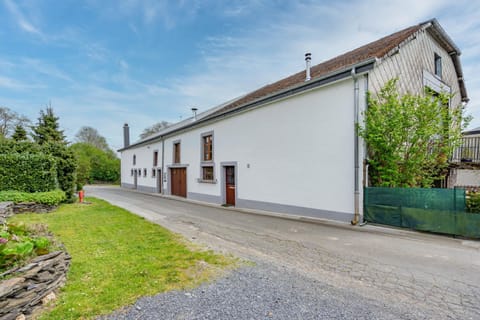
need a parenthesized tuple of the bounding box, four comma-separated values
(0, 189, 66, 205)
(0, 153, 57, 192)
(42, 143, 77, 202)
(0, 140, 77, 202)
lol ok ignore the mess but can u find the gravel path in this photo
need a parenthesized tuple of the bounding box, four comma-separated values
(103, 262, 431, 320)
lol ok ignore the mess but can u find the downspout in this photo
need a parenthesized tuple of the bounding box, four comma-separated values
(161, 137, 165, 195)
(351, 68, 361, 225)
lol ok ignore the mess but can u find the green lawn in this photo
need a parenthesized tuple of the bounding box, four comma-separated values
(9, 198, 234, 319)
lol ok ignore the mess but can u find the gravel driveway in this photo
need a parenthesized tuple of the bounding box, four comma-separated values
(103, 263, 428, 320)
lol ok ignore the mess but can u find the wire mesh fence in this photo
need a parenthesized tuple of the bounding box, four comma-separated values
(364, 187, 480, 238)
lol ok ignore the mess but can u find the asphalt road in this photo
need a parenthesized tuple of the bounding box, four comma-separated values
(87, 186, 480, 319)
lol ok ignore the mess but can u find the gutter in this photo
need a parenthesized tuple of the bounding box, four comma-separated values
(161, 139, 165, 194)
(351, 67, 361, 225)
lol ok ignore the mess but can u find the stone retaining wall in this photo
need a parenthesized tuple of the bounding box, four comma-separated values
(1, 202, 68, 319)
(0, 202, 13, 225)
(12, 202, 57, 214)
(0, 251, 71, 320)
(0, 202, 56, 225)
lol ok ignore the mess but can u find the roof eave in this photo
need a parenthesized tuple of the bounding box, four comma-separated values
(423, 18, 468, 102)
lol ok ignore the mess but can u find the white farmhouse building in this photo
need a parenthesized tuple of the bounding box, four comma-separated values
(119, 19, 468, 224)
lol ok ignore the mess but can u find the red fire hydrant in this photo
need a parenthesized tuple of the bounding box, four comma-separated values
(78, 190, 84, 203)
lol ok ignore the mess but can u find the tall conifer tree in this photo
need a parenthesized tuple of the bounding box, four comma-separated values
(32, 106, 66, 144)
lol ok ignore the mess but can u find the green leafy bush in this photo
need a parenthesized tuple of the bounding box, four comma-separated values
(0, 222, 53, 273)
(0, 190, 66, 205)
(466, 190, 480, 213)
(0, 153, 58, 192)
(358, 79, 470, 187)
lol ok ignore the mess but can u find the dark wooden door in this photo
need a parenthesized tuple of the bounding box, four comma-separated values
(225, 166, 235, 206)
(157, 169, 162, 193)
(171, 168, 186, 197)
(133, 170, 138, 189)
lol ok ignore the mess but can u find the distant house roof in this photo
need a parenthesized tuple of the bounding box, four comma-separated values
(463, 127, 480, 136)
(120, 18, 467, 151)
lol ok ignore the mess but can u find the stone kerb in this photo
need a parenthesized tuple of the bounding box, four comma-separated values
(0, 251, 71, 320)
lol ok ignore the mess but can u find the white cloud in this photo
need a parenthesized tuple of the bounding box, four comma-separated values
(3, 0, 43, 37)
(159, 0, 480, 129)
(0, 75, 43, 90)
(3, 0, 480, 148)
(119, 59, 129, 70)
(22, 58, 73, 82)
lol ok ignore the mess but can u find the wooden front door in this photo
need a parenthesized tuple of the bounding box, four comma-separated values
(171, 168, 186, 197)
(225, 166, 235, 206)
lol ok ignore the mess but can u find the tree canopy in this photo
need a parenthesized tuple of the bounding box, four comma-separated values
(75, 126, 110, 151)
(140, 121, 170, 139)
(11, 125, 28, 141)
(70, 143, 120, 186)
(32, 107, 66, 145)
(0, 106, 29, 139)
(358, 79, 470, 188)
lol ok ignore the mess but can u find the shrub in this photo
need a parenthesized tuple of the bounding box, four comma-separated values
(0, 153, 57, 192)
(0, 190, 66, 205)
(0, 222, 54, 273)
(466, 190, 480, 213)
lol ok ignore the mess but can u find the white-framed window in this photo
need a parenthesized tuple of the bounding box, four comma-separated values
(200, 131, 215, 182)
(173, 141, 181, 164)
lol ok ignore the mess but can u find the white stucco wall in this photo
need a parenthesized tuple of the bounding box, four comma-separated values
(454, 169, 480, 187)
(121, 141, 163, 190)
(122, 76, 365, 220)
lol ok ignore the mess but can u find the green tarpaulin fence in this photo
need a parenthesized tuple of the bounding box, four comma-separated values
(364, 187, 480, 239)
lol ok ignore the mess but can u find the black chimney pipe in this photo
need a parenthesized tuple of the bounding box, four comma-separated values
(123, 123, 130, 147)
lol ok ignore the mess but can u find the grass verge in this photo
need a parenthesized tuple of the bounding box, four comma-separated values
(9, 197, 234, 319)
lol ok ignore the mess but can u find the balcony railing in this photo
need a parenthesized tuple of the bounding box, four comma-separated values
(451, 136, 480, 163)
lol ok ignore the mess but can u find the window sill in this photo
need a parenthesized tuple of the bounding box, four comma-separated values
(197, 178, 217, 184)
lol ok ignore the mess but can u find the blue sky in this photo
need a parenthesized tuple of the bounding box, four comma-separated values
(1, 0, 479, 150)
